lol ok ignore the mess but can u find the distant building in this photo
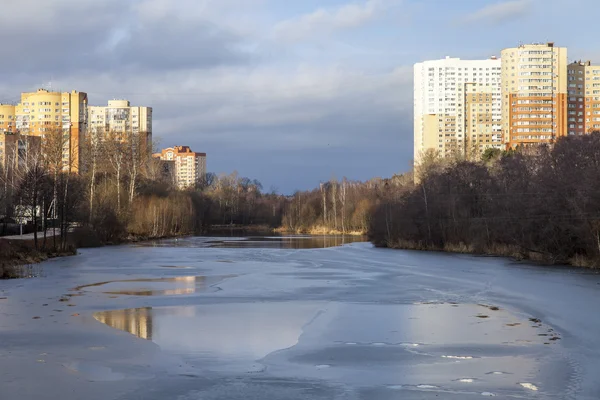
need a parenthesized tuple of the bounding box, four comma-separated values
(567, 61, 600, 134)
(501, 43, 568, 148)
(0, 132, 41, 170)
(15, 89, 88, 172)
(154, 146, 206, 189)
(0, 104, 16, 134)
(88, 99, 152, 153)
(414, 56, 502, 162)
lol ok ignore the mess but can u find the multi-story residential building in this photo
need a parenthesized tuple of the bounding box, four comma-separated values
(14, 89, 88, 171)
(501, 43, 568, 148)
(568, 61, 600, 134)
(154, 146, 207, 189)
(88, 100, 152, 150)
(0, 104, 16, 134)
(0, 132, 41, 170)
(414, 56, 502, 162)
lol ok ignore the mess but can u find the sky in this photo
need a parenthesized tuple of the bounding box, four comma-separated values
(1, 0, 599, 193)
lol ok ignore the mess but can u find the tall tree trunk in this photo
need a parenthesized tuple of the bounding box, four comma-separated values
(331, 181, 337, 230)
(32, 184, 38, 250)
(116, 166, 121, 212)
(422, 185, 432, 245)
(89, 159, 96, 224)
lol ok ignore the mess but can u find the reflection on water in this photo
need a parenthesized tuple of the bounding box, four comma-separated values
(137, 235, 367, 249)
(75, 275, 235, 297)
(208, 235, 366, 249)
(95, 307, 154, 340)
(93, 302, 555, 382)
(94, 303, 322, 372)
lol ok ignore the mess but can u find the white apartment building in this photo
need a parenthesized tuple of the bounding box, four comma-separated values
(414, 56, 502, 162)
(88, 100, 152, 147)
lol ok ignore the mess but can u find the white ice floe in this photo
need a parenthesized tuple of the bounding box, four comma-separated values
(481, 392, 496, 397)
(458, 378, 474, 383)
(519, 383, 539, 391)
(442, 355, 473, 360)
(417, 385, 438, 389)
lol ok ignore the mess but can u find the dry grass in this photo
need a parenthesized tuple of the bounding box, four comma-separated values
(276, 225, 366, 236)
(0, 238, 76, 280)
(382, 239, 599, 268)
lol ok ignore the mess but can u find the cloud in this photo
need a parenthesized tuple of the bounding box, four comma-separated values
(0, 0, 413, 192)
(460, 0, 532, 25)
(51, 63, 413, 190)
(0, 0, 254, 75)
(274, 0, 397, 42)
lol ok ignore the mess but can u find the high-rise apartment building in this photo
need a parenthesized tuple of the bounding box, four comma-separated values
(567, 61, 600, 134)
(153, 146, 206, 189)
(88, 100, 152, 148)
(501, 43, 568, 148)
(414, 56, 502, 162)
(0, 104, 16, 134)
(14, 89, 88, 171)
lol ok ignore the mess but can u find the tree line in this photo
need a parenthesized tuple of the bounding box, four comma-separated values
(281, 178, 397, 234)
(7, 126, 597, 268)
(369, 132, 600, 267)
(0, 128, 291, 253)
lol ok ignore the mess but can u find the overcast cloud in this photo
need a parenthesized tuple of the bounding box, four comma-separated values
(1, 0, 599, 192)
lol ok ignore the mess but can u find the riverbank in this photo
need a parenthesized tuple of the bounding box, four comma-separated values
(0, 238, 77, 279)
(0, 226, 194, 279)
(1, 226, 367, 280)
(373, 238, 599, 269)
(208, 224, 366, 236)
(274, 225, 366, 236)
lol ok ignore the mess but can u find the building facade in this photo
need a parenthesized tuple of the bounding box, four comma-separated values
(501, 43, 568, 148)
(154, 146, 207, 189)
(414, 56, 502, 162)
(567, 61, 600, 134)
(88, 100, 152, 150)
(14, 89, 88, 171)
(0, 104, 16, 134)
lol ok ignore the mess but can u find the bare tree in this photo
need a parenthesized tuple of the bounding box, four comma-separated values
(126, 131, 150, 205)
(82, 127, 104, 223)
(339, 178, 347, 233)
(14, 139, 46, 249)
(104, 130, 127, 213)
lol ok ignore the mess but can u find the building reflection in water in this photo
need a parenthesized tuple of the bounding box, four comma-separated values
(82, 276, 207, 297)
(94, 307, 154, 340)
(209, 235, 366, 249)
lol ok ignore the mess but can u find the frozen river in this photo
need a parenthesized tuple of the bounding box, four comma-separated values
(1, 236, 600, 399)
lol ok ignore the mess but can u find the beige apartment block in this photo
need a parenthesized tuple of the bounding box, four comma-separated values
(414, 56, 502, 163)
(465, 83, 499, 157)
(568, 61, 600, 134)
(15, 89, 88, 172)
(501, 43, 568, 148)
(0, 104, 16, 134)
(88, 100, 152, 150)
(154, 146, 206, 189)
